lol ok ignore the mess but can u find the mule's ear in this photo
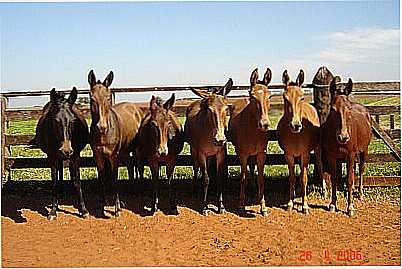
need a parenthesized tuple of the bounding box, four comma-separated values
(345, 78, 353, 96)
(163, 93, 175, 110)
(191, 88, 211, 99)
(88, 70, 96, 88)
(296, 69, 304, 87)
(329, 77, 338, 101)
(150, 95, 158, 118)
(250, 68, 258, 87)
(50, 88, 57, 102)
(103, 71, 114, 88)
(282, 70, 290, 86)
(262, 68, 272, 86)
(68, 87, 78, 105)
(222, 78, 233, 96)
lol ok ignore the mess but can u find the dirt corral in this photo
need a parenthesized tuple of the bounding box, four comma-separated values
(1, 181, 401, 267)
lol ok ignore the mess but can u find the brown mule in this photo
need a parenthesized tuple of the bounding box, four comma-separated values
(134, 94, 184, 215)
(88, 70, 143, 217)
(229, 67, 272, 216)
(322, 78, 372, 216)
(184, 78, 233, 216)
(277, 70, 320, 214)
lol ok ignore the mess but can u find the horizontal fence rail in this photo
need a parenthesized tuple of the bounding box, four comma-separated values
(1, 81, 400, 98)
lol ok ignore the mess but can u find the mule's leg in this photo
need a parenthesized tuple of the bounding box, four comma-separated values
(285, 154, 295, 211)
(256, 152, 268, 216)
(239, 154, 248, 214)
(248, 156, 257, 192)
(69, 155, 89, 218)
(358, 151, 367, 200)
(300, 153, 310, 215)
(346, 156, 356, 217)
(94, 154, 106, 216)
(329, 158, 338, 212)
(110, 157, 122, 217)
(315, 146, 327, 198)
(167, 158, 178, 215)
(191, 148, 200, 197)
(216, 149, 226, 214)
(48, 161, 59, 220)
(125, 156, 135, 181)
(149, 161, 159, 213)
(198, 153, 209, 216)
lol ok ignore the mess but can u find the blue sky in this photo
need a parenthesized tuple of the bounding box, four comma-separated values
(1, 1, 400, 99)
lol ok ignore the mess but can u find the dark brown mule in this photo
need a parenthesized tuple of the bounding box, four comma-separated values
(312, 66, 336, 197)
(277, 70, 320, 214)
(322, 78, 372, 216)
(184, 78, 233, 216)
(31, 87, 89, 220)
(134, 94, 184, 215)
(229, 68, 272, 216)
(88, 70, 143, 217)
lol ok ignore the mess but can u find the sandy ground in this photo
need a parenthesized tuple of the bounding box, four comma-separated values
(1, 181, 400, 267)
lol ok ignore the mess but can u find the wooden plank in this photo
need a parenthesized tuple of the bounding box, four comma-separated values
(5, 127, 400, 147)
(371, 121, 401, 161)
(363, 176, 400, 187)
(5, 153, 398, 170)
(5, 104, 400, 123)
(367, 105, 400, 115)
(1, 81, 399, 98)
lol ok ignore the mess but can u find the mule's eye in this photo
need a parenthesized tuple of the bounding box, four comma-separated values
(301, 97, 305, 101)
(268, 95, 272, 100)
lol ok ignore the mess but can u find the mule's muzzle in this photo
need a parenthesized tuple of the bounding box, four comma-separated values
(59, 148, 74, 159)
(214, 137, 227, 146)
(337, 133, 350, 144)
(157, 146, 168, 157)
(97, 122, 108, 134)
(290, 122, 302, 133)
(258, 119, 271, 132)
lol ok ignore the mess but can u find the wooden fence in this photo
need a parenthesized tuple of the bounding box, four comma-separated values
(1, 81, 400, 187)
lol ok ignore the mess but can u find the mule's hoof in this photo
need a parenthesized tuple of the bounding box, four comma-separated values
(115, 210, 121, 217)
(47, 214, 56, 221)
(202, 208, 209, 216)
(218, 207, 225, 214)
(287, 204, 293, 212)
(82, 212, 90, 219)
(170, 207, 179, 215)
(261, 210, 268, 217)
(329, 204, 336, 213)
(347, 209, 355, 217)
(302, 207, 310, 215)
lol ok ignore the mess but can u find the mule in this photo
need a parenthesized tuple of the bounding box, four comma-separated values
(277, 70, 320, 214)
(134, 94, 184, 215)
(88, 70, 143, 217)
(229, 68, 272, 216)
(322, 78, 372, 216)
(312, 66, 337, 198)
(184, 78, 233, 216)
(31, 87, 89, 220)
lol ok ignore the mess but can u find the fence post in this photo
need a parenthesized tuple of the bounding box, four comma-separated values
(1, 97, 8, 186)
(390, 114, 395, 130)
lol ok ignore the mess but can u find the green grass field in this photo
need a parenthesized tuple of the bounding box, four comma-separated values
(5, 95, 401, 182)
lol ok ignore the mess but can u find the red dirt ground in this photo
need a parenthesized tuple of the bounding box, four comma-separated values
(1, 188, 401, 267)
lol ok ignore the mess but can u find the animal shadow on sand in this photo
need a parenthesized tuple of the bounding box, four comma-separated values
(2, 175, 331, 223)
